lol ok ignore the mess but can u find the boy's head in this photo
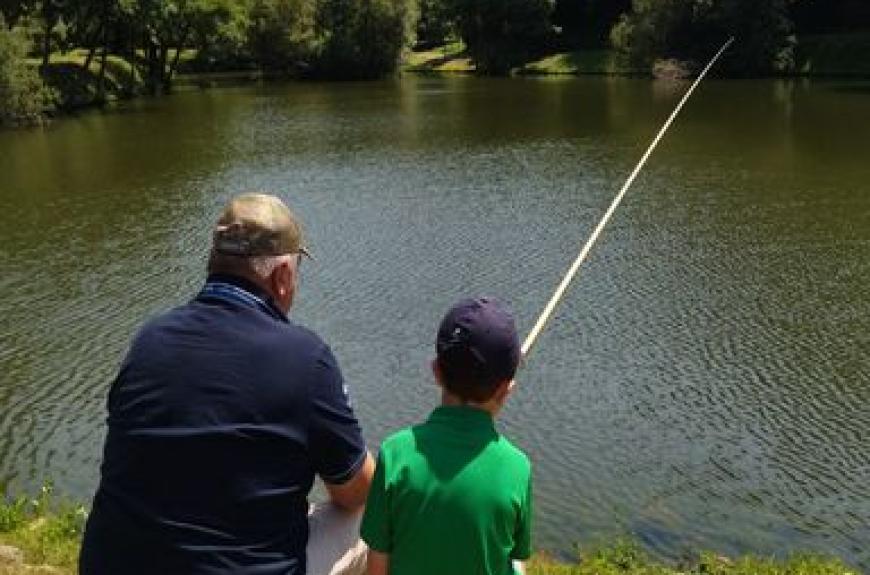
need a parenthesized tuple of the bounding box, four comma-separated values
(435, 297, 521, 403)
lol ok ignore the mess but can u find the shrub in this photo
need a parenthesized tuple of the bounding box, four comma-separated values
(611, 0, 795, 76)
(314, 0, 417, 79)
(247, 0, 317, 72)
(453, 0, 554, 75)
(0, 16, 54, 126)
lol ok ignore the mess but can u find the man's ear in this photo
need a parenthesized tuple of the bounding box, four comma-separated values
(271, 259, 296, 305)
(269, 261, 288, 299)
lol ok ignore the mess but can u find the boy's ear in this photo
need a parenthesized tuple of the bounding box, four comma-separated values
(431, 359, 444, 388)
(494, 378, 513, 404)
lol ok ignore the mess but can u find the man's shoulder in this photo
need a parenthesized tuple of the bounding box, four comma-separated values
(131, 301, 332, 369)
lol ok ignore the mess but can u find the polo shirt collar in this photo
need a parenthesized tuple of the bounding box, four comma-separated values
(427, 405, 496, 434)
(199, 273, 288, 322)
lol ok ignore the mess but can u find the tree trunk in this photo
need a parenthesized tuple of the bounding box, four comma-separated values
(165, 28, 191, 91)
(84, 45, 98, 71)
(127, 23, 138, 94)
(146, 41, 162, 95)
(96, 46, 109, 103)
(158, 45, 169, 93)
(97, 24, 109, 104)
(42, 21, 51, 68)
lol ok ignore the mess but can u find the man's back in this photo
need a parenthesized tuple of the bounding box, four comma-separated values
(81, 276, 366, 575)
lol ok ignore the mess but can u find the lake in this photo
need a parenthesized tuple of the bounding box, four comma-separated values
(0, 75, 868, 569)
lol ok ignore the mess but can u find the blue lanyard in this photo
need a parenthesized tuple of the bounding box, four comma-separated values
(198, 281, 287, 322)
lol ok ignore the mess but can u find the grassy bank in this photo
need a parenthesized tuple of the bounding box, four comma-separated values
(404, 34, 870, 78)
(403, 43, 641, 76)
(404, 42, 475, 73)
(0, 489, 860, 575)
(13, 49, 267, 125)
(0, 487, 83, 574)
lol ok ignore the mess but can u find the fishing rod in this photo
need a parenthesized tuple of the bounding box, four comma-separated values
(520, 37, 735, 362)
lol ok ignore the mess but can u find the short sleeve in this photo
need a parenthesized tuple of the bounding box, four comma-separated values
(308, 345, 367, 484)
(511, 469, 532, 560)
(360, 449, 391, 552)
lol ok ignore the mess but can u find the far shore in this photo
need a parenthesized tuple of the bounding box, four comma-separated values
(404, 34, 870, 79)
(20, 31, 870, 127)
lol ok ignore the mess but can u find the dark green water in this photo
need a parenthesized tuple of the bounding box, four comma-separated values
(1, 76, 868, 568)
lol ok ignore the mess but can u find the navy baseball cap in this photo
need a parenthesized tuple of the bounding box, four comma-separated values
(436, 297, 521, 388)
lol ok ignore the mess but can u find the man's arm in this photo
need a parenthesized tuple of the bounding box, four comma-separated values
(366, 549, 390, 575)
(324, 451, 375, 511)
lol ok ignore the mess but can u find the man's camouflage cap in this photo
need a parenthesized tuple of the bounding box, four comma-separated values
(213, 193, 312, 259)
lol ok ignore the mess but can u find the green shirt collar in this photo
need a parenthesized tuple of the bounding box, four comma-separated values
(427, 405, 496, 433)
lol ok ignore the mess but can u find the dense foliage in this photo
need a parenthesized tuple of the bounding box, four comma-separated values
(610, 0, 796, 76)
(416, 0, 453, 47)
(1, 0, 869, 126)
(0, 15, 52, 125)
(452, 0, 554, 75)
(553, 0, 631, 48)
(121, 0, 245, 92)
(314, 0, 417, 79)
(246, 0, 315, 73)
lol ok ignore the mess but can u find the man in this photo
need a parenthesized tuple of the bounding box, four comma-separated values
(80, 193, 374, 575)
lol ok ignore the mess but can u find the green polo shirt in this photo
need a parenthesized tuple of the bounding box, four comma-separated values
(360, 405, 532, 575)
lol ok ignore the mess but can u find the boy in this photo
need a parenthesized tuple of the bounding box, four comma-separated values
(361, 297, 532, 575)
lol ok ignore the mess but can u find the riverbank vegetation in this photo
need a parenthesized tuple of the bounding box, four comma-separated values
(0, 489, 861, 575)
(2, 0, 869, 126)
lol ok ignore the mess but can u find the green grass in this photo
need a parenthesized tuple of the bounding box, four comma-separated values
(408, 35, 870, 78)
(26, 49, 142, 111)
(0, 485, 84, 575)
(404, 41, 475, 73)
(0, 492, 860, 575)
(404, 45, 645, 77)
(527, 540, 860, 575)
(518, 49, 643, 76)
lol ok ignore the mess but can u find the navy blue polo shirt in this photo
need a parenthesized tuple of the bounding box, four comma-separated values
(80, 274, 367, 575)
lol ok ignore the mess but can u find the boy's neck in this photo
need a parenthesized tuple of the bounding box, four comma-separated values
(441, 390, 500, 417)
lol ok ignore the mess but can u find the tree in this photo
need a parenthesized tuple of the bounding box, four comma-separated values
(416, 0, 453, 47)
(120, 0, 242, 93)
(0, 15, 54, 125)
(314, 0, 416, 79)
(246, 0, 316, 72)
(0, 0, 30, 27)
(453, 0, 554, 75)
(611, 0, 795, 76)
(790, 0, 870, 34)
(553, 0, 631, 49)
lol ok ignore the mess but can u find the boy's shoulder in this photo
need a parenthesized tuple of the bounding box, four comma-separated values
(379, 422, 531, 475)
(382, 426, 415, 447)
(495, 433, 532, 472)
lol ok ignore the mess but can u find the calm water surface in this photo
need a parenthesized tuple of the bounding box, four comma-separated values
(1, 75, 868, 568)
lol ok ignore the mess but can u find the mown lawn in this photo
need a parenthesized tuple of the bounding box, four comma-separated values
(404, 41, 474, 73)
(518, 50, 643, 76)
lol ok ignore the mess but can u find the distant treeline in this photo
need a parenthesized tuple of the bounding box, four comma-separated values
(2, 0, 870, 125)
(417, 0, 870, 75)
